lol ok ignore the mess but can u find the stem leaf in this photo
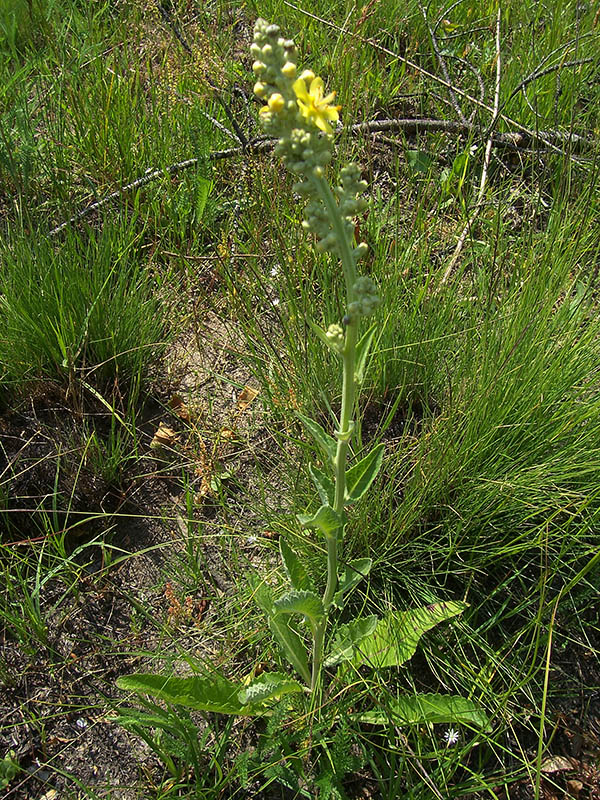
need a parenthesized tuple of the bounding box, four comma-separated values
(279, 538, 314, 592)
(252, 578, 311, 685)
(274, 589, 324, 625)
(238, 672, 304, 705)
(345, 443, 385, 503)
(354, 323, 377, 384)
(351, 602, 467, 669)
(297, 504, 343, 538)
(333, 557, 372, 608)
(358, 693, 490, 730)
(309, 463, 335, 506)
(324, 615, 378, 667)
(297, 413, 336, 465)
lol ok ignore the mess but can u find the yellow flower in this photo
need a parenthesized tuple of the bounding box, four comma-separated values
(293, 71, 340, 134)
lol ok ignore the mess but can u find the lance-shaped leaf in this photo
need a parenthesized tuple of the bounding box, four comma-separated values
(333, 558, 372, 608)
(324, 615, 378, 667)
(252, 577, 311, 685)
(351, 601, 467, 669)
(354, 324, 377, 385)
(274, 589, 324, 626)
(297, 504, 343, 539)
(309, 463, 335, 506)
(297, 413, 336, 465)
(238, 672, 304, 705)
(279, 538, 313, 592)
(117, 674, 255, 715)
(345, 443, 384, 503)
(359, 693, 490, 730)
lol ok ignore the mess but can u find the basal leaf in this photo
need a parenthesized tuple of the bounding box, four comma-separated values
(297, 504, 343, 539)
(354, 324, 377, 384)
(273, 590, 324, 625)
(297, 413, 336, 465)
(324, 615, 378, 667)
(279, 538, 313, 592)
(345, 443, 384, 503)
(333, 558, 372, 608)
(238, 672, 304, 705)
(359, 693, 489, 730)
(116, 673, 254, 715)
(351, 601, 467, 669)
(309, 463, 335, 506)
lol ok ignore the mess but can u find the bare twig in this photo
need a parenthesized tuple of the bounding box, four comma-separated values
(48, 110, 593, 237)
(155, 0, 249, 148)
(440, 6, 503, 286)
(419, 2, 468, 125)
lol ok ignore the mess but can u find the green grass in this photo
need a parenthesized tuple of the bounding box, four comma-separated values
(0, 0, 599, 797)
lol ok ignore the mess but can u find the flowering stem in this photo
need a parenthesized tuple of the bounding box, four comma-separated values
(309, 175, 360, 694)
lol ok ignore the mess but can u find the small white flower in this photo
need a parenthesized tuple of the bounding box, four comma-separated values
(443, 728, 459, 746)
(270, 264, 279, 277)
(271, 297, 280, 307)
(75, 718, 88, 730)
(246, 535, 258, 545)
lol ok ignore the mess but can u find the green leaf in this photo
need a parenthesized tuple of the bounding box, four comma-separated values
(351, 602, 467, 669)
(345, 443, 384, 503)
(238, 672, 304, 705)
(279, 538, 313, 592)
(250, 577, 311, 685)
(309, 463, 335, 506)
(333, 558, 372, 608)
(274, 590, 324, 625)
(297, 413, 336, 465)
(268, 616, 311, 685)
(297, 504, 343, 539)
(359, 693, 489, 730)
(354, 324, 377, 385)
(324, 616, 378, 667)
(116, 673, 256, 715)
(406, 150, 433, 173)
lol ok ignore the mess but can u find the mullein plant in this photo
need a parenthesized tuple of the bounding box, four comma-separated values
(117, 19, 486, 743)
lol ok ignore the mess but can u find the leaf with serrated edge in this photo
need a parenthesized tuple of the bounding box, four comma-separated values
(238, 672, 304, 705)
(345, 444, 384, 503)
(333, 558, 372, 607)
(324, 616, 378, 667)
(309, 463, 335, 506)
(117, 674, 254, 715)
(279, 538, 313, 592)
(359, 693, 489, 730)
(297, 413, 336, 464)
(273, 590, 324, 624)
(354, 324, 377, 384)
(297, 504, 342, 538)
(351, 602, 467, 669)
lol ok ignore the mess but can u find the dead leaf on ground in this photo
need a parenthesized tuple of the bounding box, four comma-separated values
(169, 394, 191, 422)
(236, 385, 259, 411)
(541, 755, 577, 773)
(150, 423, 178, 449)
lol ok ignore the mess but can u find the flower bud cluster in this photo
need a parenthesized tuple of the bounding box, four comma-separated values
(325, 324, 345, 353)
(347, 276, 380, 319)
